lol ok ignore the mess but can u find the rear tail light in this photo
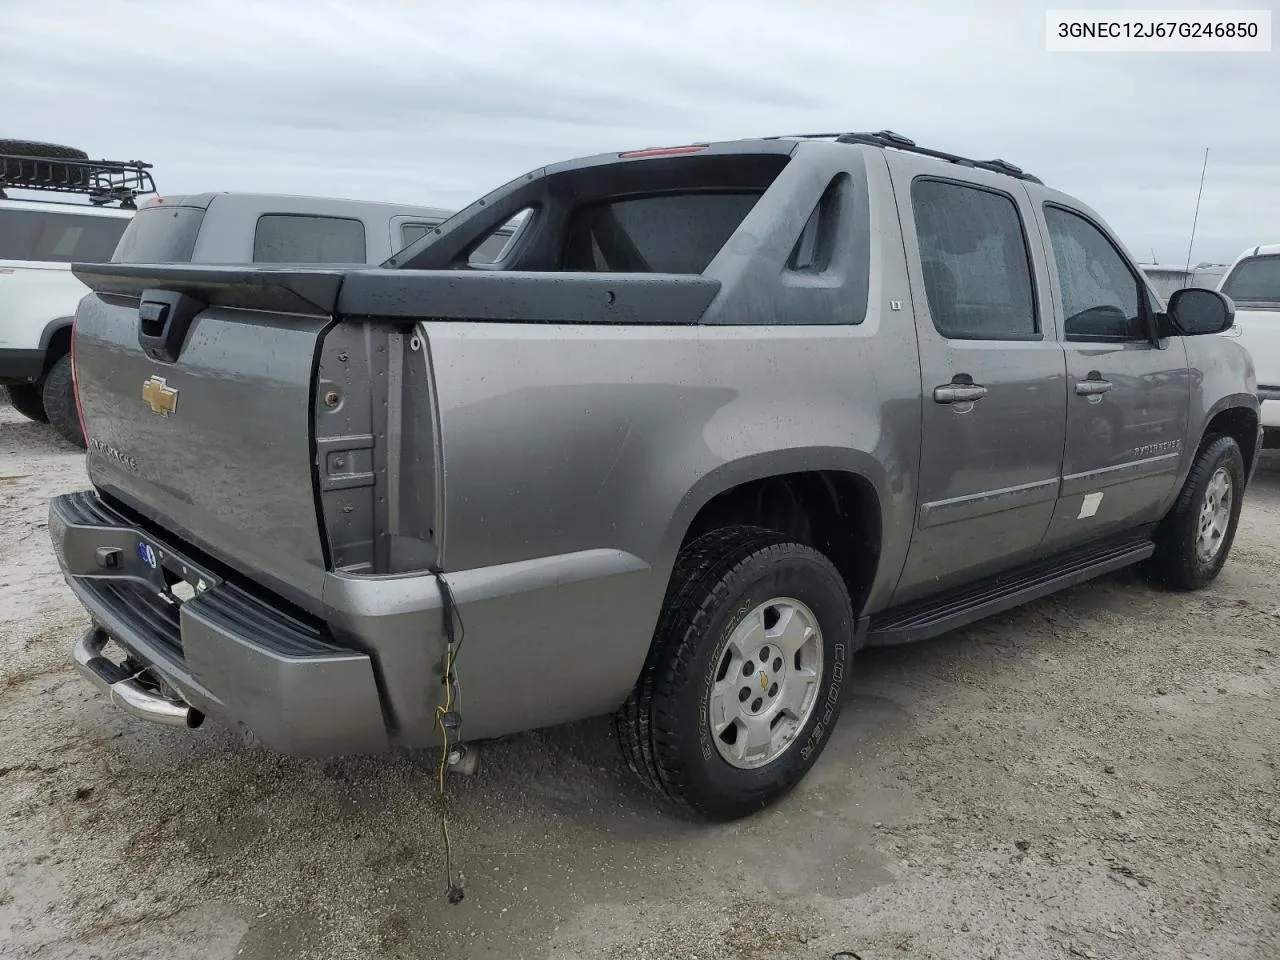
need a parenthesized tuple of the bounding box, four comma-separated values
(70, 316, 87, 441)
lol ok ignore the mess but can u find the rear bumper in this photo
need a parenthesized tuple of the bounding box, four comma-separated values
(49, 489, 659, 755)
(0, 347, 44, 385)
(49, 491, 391, 756)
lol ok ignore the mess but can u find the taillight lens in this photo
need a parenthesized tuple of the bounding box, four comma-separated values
(70, 316, 87, 442)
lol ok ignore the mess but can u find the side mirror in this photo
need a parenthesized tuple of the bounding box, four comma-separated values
(1166, 287, 1235, 335)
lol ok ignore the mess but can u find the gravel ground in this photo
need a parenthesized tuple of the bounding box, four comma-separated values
(2, 396, 1278, 960)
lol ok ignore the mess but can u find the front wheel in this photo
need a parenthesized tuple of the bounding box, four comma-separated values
(616, 526, 854, 821)
(1145, 434, 1245, 590)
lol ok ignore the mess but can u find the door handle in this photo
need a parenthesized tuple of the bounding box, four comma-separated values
(1074, 378, 1113, 397)
(933, 383, 988, 404)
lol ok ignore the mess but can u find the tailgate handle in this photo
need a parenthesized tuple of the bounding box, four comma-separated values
(138, 289, 206, 363)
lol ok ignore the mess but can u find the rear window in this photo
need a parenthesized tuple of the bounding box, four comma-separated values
(0, 208, 129, 263)
(561, 191, 762, 273)
(111, 205, 205, 263)
(1221, 255, 1280, 304)
(253, 214, 366, 264)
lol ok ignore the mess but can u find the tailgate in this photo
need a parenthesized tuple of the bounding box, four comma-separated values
(71, 264, 345, 613)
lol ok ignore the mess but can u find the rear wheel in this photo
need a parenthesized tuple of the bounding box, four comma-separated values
(41, 353, 85, 448)
(616, 525, 854, 820)
(4, 383, 47, 422)
(1144, 434, 1244, 590)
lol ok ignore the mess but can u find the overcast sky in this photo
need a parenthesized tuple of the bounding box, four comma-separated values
(3, 0, 1276, 264)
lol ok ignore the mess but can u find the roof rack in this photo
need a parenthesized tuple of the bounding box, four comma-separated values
(0, 153, 157, 208)
(763, 129, 1043, 185)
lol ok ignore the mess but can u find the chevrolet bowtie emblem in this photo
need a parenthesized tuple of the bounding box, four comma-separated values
(141, 376, 178, 416)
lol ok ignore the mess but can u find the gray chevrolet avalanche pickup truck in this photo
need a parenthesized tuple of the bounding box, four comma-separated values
(50, 131, 1259, 821)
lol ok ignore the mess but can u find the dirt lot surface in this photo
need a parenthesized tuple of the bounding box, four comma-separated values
(2, 396, 1278, 960)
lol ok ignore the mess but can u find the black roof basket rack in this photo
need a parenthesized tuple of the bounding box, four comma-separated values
(0, 153, 157, 209)
(763, 129, 1043, 185)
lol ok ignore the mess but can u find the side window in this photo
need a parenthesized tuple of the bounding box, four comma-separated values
(1044, 206, 1145, 342)
(0, 209, 128, 263)
(0, 209, 41, 260)
(910, 179, 1038, 339)
(253, 214, 366, 264)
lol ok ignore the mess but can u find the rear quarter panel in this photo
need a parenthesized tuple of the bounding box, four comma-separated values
(419, 145, 922, 729)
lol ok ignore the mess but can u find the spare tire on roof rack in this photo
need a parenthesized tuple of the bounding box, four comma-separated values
(0, 138, 92, 188)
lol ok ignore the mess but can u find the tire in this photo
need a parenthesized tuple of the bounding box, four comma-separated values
(1144, 434, 1245, 590)
(0, 138, 90, 188)
(4, 383, 48, 422)
(41, 353, 85, 448)
(616, 525, 854, 821)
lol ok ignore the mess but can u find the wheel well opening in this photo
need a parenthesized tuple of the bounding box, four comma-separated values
(682, 471, 882, 612)
(44, 326, 72, 374)
(1206, 407, 1259, 473)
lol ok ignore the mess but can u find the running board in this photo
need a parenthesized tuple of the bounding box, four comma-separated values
(866, 535, 1155, 647)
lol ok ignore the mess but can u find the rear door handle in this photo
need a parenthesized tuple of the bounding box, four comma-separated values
(933, 383, 988, 404)
(1074, 379, 1113, 397)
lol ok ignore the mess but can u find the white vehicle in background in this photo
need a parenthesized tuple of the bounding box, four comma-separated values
(1219, 244, 1280, 439)
(0, 139, 144, 444)
(1140, 262, 1229, 302)
(2, 136, 474, 447)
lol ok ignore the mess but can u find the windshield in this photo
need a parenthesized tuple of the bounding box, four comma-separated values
(1221, 254, 1280, 304)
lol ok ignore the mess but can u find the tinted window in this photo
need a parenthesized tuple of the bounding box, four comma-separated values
(1044, 206, 1145, 342)
(562, 191, 761, 273)
(0, 208, 129, 263)
(1221, 255, 1280, 304)
(911, 180, 1037, 339)
(112, 205, 206, 263)
(253, 214, 366, 264)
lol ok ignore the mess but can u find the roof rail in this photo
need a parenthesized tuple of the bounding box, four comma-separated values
(0, 153, 158, 209)
(764, 129, 1043, 185)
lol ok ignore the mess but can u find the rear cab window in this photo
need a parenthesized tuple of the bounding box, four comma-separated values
(1221, 255, 1280, 305)
(392, 149, 791, 276)
(112, 204, 204, 263)
(561, 192, 761, 273)
(0, 207, 129, 263)
(253, 214, 366, 264)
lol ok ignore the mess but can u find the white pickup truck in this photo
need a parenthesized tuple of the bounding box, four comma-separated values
(1219, 244, 1280, 438)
